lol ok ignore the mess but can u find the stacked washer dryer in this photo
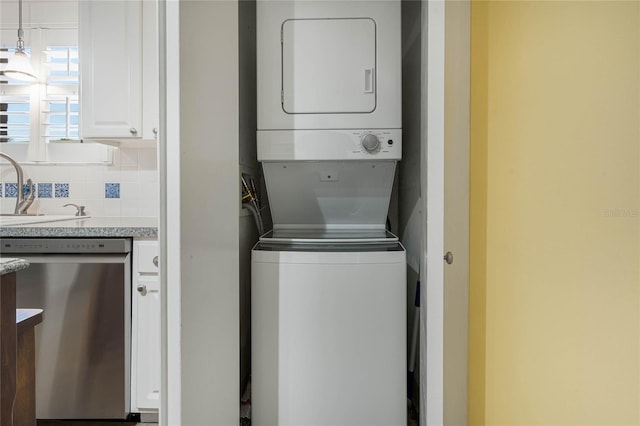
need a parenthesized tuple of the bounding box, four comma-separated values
(252, 1, 406, 425)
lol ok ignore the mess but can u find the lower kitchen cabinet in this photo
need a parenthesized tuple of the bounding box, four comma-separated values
(131, 239, 160, 413)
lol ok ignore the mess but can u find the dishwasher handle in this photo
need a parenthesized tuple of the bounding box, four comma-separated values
(15, 254, 130, 264)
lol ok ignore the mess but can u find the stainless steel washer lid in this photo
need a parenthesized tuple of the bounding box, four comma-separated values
(254, 240, 404, 253)
(255, 229, 403, 253)
(263, 160, 397, 229)
(260, 228, 398, 244)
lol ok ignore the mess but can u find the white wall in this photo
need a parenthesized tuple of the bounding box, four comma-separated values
(178, 1, 240, 424)
(443, 1, 470, 423)
(0, 0, 77, 29)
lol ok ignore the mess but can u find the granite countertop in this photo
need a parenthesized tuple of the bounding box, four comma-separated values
(0, 258, 30, 275)
(0, 217, 158, 238)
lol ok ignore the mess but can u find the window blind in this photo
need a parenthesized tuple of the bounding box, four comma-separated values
(43, 46, 79, 141)
(1, 48, 32, 143)
(1, 39, 80, 144)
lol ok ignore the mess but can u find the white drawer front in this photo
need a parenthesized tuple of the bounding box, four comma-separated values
(135, 241, 159, 274)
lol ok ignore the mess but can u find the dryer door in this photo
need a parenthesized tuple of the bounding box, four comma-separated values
(282, 18, 376, 114)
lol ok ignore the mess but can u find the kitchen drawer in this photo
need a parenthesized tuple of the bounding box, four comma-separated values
(135, 241, 159, 274)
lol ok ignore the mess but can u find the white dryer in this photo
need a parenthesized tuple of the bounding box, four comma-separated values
(257, 0, 401, 132)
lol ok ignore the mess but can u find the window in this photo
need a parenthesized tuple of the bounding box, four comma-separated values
(1, 28, 79, 143)
(0, 23, 108, 163)
(43, 45, 80, 142)
(0, 47, 31, 143)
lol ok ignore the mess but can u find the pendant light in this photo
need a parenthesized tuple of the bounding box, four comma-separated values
(4, 0, 37, 82)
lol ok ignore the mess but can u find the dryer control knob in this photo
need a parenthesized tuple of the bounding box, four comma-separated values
(361, 134, 380, 152)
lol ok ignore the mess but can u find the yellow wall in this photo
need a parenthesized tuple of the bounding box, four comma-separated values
(469, 1, 488, 424)
(470, 1, 640, 424)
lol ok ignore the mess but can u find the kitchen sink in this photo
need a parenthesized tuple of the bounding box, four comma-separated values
(0, 215, 87, 227)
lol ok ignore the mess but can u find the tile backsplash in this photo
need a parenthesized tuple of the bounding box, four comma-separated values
(37, 183, 53, 198)
(0, 147, 159, 217)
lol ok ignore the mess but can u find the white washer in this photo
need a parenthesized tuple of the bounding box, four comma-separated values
(252, 233, 407, 426)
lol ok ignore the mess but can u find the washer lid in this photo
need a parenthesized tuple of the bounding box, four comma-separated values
(263, 160, 396, 229)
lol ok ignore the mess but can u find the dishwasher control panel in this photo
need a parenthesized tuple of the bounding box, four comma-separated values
(0, 238, 132, 253)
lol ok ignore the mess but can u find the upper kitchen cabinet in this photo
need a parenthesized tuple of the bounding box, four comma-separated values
(79, 0, 158, 142)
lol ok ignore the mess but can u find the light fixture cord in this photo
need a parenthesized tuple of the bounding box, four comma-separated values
(16, 0, 25, 52)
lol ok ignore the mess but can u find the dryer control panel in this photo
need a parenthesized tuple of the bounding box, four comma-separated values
(356, 130, 399, 155)
(258, 129, 402, 161)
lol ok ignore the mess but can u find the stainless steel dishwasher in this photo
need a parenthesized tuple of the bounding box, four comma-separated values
(0, 238, 132, 420)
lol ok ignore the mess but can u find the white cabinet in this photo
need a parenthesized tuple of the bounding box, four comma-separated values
(131, 239, 160, 413)
(141, 0, 159, 140)
(79, 0, 158, 141)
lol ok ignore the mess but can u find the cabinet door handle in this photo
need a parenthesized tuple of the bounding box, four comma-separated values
(153, 256, 158, 267)
(137, 284, 147, 295)
(129, 128, 138, 135)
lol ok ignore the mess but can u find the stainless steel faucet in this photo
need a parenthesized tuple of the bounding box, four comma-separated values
(0, 152, 35, 214)
(63, 203, 86, 216)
